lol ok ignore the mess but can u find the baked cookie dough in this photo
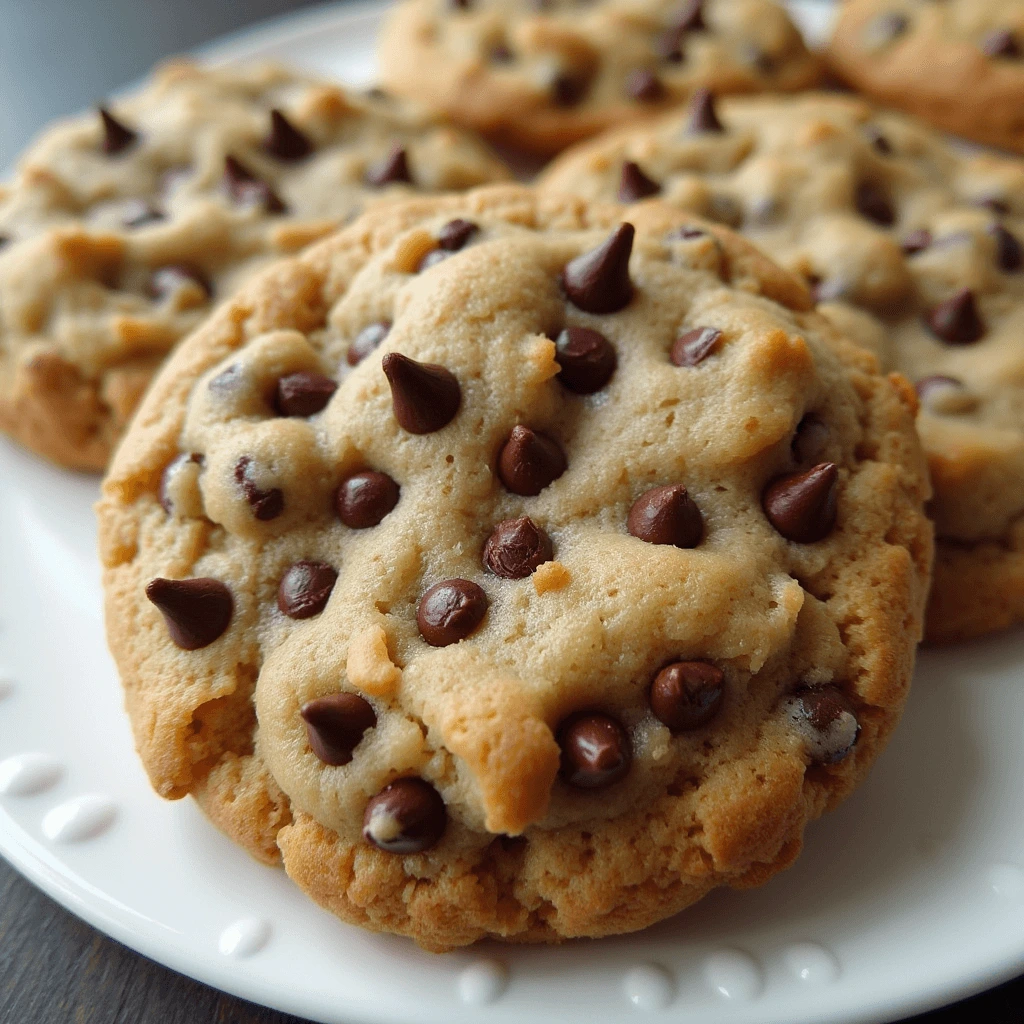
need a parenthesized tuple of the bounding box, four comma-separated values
(0, 60, 510, 471)
(539, 91, 1024, 643)
(377, 0, 821, 154)
(827, 0, 1024, 154)
(98, 184, 932, 950)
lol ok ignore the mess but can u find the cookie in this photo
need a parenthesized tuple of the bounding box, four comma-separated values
(377, 0, 821, 155)
(0, 61, 510, 471)
(827, 0, 1024, 154)
(98, 184, 931, 950)
(539, 91, 1024, 644)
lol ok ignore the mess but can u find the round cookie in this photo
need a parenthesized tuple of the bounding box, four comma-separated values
(0, 60, 510, 471)
(539, 91, 1024, 644)
(377, 0, 821, 155)
(827, 1, 1024, 155)
(98, 184, 932, 951)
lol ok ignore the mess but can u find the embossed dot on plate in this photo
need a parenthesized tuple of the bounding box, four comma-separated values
(989, 863, 1024, 901)
(0, 753, 63, 796)
(457, 958, 508, 1005)
(622, 963, 675, 1010)
(219, 917, 272, 957)
(703, 949, 763, 1000)
(41, 794, 117, 842)
(784, 942, 840, 985)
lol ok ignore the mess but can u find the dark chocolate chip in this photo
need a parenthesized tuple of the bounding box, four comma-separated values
(450, 0, 471, 9)
(901, 228, 933, 255)
(148, 264, 211, 301)
(762, 462, 839, 543)
(657, 31, 685, 63)
(234, 457, 284, 521)
(982, 29, 1020, 58)
(336, 470, 400, 528)
(264, 108, 313, 161)
(667, 225, 707, 241)
(417, 579, 488, 647)
(273, 371, 337, 416)
(865, 126, 892, 155)
(490, 43, 515, 63)
(674, 0, 706, 33)
(685, 87, 724, 134)
(552, 72, 589, 107)
(783, 685, 859, 765)
(554, 326, 617, 393)
(363, 777, 447, 853)
(618, 161, 661, 203)
(0, 235, 9, 250)
(145, 577, 232, 650)
(365, 145, 412, 186)
(915, 374, 963, 401)
(381, 352, 461, 434)
(924, 287, 985, 344)
(626, 69, 665, 102)
(99, 107, 138, 155)
(347, 320, 391, 366)
(671, 326, 721, 367)
(278, 561, 338, 619)
(224, 155, 286, 213)
(483, 517, 553, 579)
(979, 196, 1011, 216)
(627, 484, 703, 548)
(561, 224, 634, 314)
(855, 182, 895, 226)
(497, 425, 567, 495)
(650, 661, 724, 731)
(742, 43, 776, 75)
(301, 692, 376, 766)
(791, 414, 829, 465)
(159, 452, 203, 514)
(437, 218, 478, 250)
(122, 200, 164, 229)
(558, 711, 632, 789)
(991, 224, 1023, 272)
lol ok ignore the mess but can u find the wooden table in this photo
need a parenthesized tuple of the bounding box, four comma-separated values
(1, 855, 1020, 1023)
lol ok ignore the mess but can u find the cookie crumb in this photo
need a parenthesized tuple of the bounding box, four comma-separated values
(532, 560, 570, 594)
(346, 625, 401, 696)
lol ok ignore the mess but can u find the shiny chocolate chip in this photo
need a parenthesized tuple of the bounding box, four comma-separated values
(437, 218, 478, 251)
(762, 462, 839, 543)
(234, 457, 284, 521)
(626, 69, 665, 102)
(561, 224, 634, 314)
(265, 108, 313, 161)
(618, 161, 661, 203)
(99, 107, 138, 155)
(417, 579, 488, 647)
(301, 692, 376, 765)
(497, 425, 567, 495)
(336, 470, 400, 529)
(381, 352, 461, 434)
(924, 288, 985, 344)
(552, 72, 589, 107)
(671, 326, 721, 367)
(365, 144, 412, 186)
(650, 661, 725, 731)
(278, 561, 338, 619)
(685, 88, 724, 133)
(558, 712, 632, 789)
(273, 371, 337, 417)
(854, 182, 895, 226)
(346, 320, 391, 366)
(483, 517, 553, 579)
(145, 577, 232, 650)
(224, 155, 286, 213)
(363, 777, 447, 854)
(554, 326, 617, 393)
(782, 685, 859, 765)
(982, 29, 1020, 58)
(627, 484, 703, 548)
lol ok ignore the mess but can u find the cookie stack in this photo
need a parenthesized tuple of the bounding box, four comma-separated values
(1, 0, 1020, 952)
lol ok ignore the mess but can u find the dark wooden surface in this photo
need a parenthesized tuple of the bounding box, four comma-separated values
(1, 854, 1021, 1024)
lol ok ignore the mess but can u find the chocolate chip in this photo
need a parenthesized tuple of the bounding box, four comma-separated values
(618, 161, 661, 203)
(979, 196, 1011, 216)
(483, 517, 553, 579)
(792, 414, 829, 465)
(855, 182, 895, 226)
(417, 579, 488, 646)
(122, 200, 164, 229)
(365, 144, 412, 186)
(901, 228, 933, 255)
(864, 12, 908, 48)
(561, 224, 634, 314)
(336, 470, 400, 528)
(0, 235, 9, 250)
(657, 0, 705, 60)
(490, 43, 514, 63)
(99, 107, 138, 155)
(782, 685, 859, 765)
(558, 712, 632, 789)
(234, 457, 284, 521)
(224, 156, 286, 213)
(924, 288, 985, 344)
(626, 69, 665, 102)
(159, 452, 203, 514)
(552, 72, 589, 107)
(650, 661, 724, 731)
(278, 561, 338, 619)
(991, 224, 1023, 272)
(497, 425, 567, 495)
(554, 326, 617, 393)
(667, 226, 707, 241)
(148, 264, 211, 301)
(674, 0, 706, 32)
(264, 108, 312, 161)
(915, 374, 963, 400)
(762, 462, 838, 543)
(865, 126, 892, 155)
(671, 326, 721, 367)
(347, 321, 391, 366)
(450, 0, 471, 8)
(145, 577, 232, 650)
(742, 43, 776, 76)
(273, 371, 337, 417)
(657, 31, 685, 63)
(363, 777, 447, 853)
(437, 218, 478, 251)
(627, 484, 703, 548)
(982, 29, 1020, 58)
(685, 88, 724, 134)
(301, 692, 376, 765)
(381, 352, 461, 434)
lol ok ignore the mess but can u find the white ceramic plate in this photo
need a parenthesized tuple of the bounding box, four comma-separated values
(2, 3, 1024, 1022)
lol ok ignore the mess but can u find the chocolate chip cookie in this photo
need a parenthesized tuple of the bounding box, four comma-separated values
(97, 184, 931, 949)
(0, 60, 510, 471)
(377, 0, 821, 155)
(827, 0, 1024, 153)
(539, 91, 1024, 643)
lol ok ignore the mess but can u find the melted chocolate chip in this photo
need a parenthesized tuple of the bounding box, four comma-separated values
(554, 326, 617, 393)
(278, 561, 338, 619)
(417, 579, 488, 646)
(336, 470, 400, 528)
(483, 517, 553, 579)
(627, 484, 703, 548)
(650, 661, 724, 731)
(224, 156, 286, 213)
(365, 145, 412, 186)
(558, 712, 632, 789)
(148, 264, 211, 301)
(854, 182, 895, 226)
(346, 320, 391, 366)
(924, 288, 985, 344)
(552, 72, 589, 107)
(99, 107, 138, 155)
(381, 352, 461, 434)
(671, 326, 721, 367)
(145, 577, 232, 650)
(685, 88, 724, 133)
(438, 218, 478, 251)
(122, 200, 164, 229)
(497, 425, 567, 495)
(982, 29, 1020, 58)
(265, 108, 312, 161)
(363, 777, 447, 853)
(618, 161, 661, 203)
(901, 228, 933, 255)
(991, 224, 1023, 272)
(234, 457, 284, 521)
(561, 224, 634, 314)
(626, 69, 665, 102)
(783, 685, 859, 765)
(273, 371, 337, 417)
(301, 692, 376, 765)
(791, 414, 829, 465)
(762, 462, 838, 543)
